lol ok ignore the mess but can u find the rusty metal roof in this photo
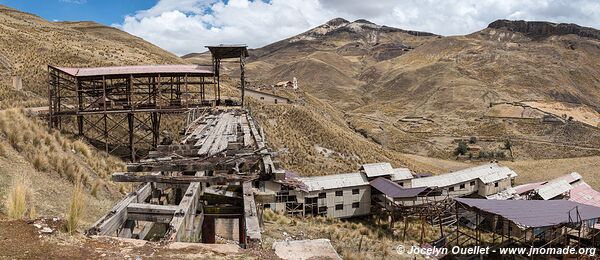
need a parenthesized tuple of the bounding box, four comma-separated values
(370, 177, 427, 198)
(51, 64, 214, 77)
(206, 44, 249, 59)
(412, 164, 517, 188)
(456, 198, 600, 228)
(569, 182, 600, 207)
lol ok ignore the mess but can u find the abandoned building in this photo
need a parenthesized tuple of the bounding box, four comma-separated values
(244, 88, 292, 104)
(261, 163, 518, 218)
(274, 77, 298, 89)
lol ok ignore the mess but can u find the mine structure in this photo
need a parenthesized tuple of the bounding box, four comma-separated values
(48, 45, 248, 160)
(48, 43, 600, 256)
(88, 108, 267, 246)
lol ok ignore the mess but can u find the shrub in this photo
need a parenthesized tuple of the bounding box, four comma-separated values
(504, 139, 512, 150)
(67, 182, 86, 234)
(455, 141, 468, 155)
(469, 136, 477, 144)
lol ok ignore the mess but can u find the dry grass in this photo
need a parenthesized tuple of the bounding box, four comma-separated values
(67, 182, 86, 234)
(0, 109, 125, 187)
(4, 177, 29, 219)
(262, 210, 449, 259)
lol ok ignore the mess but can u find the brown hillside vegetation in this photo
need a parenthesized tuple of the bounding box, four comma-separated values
(207, 18, 600, 162)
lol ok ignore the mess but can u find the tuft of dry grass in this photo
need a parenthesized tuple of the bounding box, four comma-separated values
(4, 177, 29, 219)
(66, 182, 86, 234)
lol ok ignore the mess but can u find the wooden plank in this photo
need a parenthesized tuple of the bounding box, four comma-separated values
(87, 182, 152, 236)
(128, 213, 172, 223)
(247, 114, 275, 175)
(112, 172, 255, 184)
(242, 181, 261, 241)
(127, 203, 178, 215)
(125, 155, 260, 172)
(166, 172, 203, 241)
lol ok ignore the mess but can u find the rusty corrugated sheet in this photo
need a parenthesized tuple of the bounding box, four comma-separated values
(370, 177, 427, 198)
(53, 64, 214, 77)
(456, 198, 600, 228)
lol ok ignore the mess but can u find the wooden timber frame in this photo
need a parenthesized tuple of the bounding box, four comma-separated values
(449, 201, 600, 258)
(88, 108, 267, 248)
(206, 45, 249, 107)
(48, 45, 249, 161)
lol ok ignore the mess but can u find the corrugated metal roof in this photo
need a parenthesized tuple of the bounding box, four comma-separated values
(52, 64, 214, 77)
(206, 44, 249, 58)
(411, 164, 517, 188)
(298, 172, 368, 192)
(514, 182, 545, 194)
(536, 179, 574, 200)
(557, 172, 582, 184)
(486, 187, 517, 200)
(456, 198, 600, 228)
(370, 177, 427, 198)
(390, 168, 413, 181)
(569, 182, 600, 207)
(361, 162, 394, 178)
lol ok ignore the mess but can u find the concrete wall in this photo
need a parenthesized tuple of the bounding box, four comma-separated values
(477, 178, 512, 197)
(246, 90, 290, 104)
(302, 185, 371, 218)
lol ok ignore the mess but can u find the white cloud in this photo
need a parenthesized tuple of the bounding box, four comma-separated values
(116, 0, 600, 56)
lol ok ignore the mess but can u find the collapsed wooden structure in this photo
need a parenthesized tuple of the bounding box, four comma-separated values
(452, 198, 600, 257)
(88, 108, 270, 246)
(48, 45, 248, 160)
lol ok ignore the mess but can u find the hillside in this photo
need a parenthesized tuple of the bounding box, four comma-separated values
(204, 19, 600, 162)
(0, 5, 182, 107)
(0, 5, 184, 227)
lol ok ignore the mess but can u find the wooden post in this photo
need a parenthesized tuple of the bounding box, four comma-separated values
(201, 215, 216, 243)
(240, 54, 245, 108)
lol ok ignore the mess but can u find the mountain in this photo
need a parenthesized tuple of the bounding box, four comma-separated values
(186, 18, 600, 162)
(0, 5, 182, 107)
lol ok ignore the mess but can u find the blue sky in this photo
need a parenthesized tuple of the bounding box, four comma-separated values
(0, 0, 157, 25)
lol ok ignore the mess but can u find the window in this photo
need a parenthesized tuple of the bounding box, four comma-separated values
(449, 187, 455, 192)
(335, 204, 343, 210)
(398, 182, 404, 187)
(260, 97, 264, 100)
(318, 192, 326, 198)
(274, 99, 278, 104)
(318, 206, 327, 214)
(459, 184, 465, 189)
(305, 197, 317, 204)
(494, 182, 499, 187)
(352, 202, 360, 208)
(470, 181, 476, 186)
(335, 190, 343, 196)
(352, 189, 359, 195)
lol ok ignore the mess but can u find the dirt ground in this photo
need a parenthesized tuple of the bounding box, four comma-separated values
(0, 214, 272, 259)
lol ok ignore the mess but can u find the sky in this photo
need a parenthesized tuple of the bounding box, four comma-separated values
(2, 0, 600, 56)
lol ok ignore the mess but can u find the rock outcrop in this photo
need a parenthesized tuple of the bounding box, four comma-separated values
(488, 19, 600, 40)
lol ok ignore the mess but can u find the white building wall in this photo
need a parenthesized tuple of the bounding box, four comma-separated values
(305, 185, 371, 218)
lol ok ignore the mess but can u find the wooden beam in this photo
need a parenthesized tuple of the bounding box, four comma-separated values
(127, 213, 173, 223)
(242, 181, 261, 241)
(127, 203, 178, 215)
(87, 183, 152, 236)
(165, 172, 203, 241)
(112, 172, 255, 184)
(126, 156, 260, 172)
(203, 206, 244, 215)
